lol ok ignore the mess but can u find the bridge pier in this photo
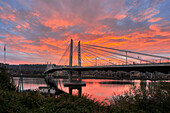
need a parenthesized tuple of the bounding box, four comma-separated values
(78, 71, 82, 82)
(69, 71, 73, 82)
(69, 86, 82, 96)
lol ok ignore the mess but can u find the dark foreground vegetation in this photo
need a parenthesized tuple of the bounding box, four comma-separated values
(0, 67, 170, 113)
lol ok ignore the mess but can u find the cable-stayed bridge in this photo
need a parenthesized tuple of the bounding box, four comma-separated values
(44, 39, 170, 74)
(43, 39, 170, 95)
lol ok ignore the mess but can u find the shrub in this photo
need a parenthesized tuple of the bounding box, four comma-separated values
(110, 82, 170, 112)
(0, 67, 15, 91)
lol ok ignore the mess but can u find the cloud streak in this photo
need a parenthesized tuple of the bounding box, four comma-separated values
(0, 0, 169, 64)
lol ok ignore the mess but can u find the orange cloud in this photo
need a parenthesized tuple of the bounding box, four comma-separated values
(41, 17, 74, 31)
(40, 37, 70, 48)
(16, 25, 21, 28)
(148, 17, 162, 22)
(0, 13, 16, 21)
(20, 40, 34, 43)
(21, 22, 30, 29)
(15, 22, 30, 30)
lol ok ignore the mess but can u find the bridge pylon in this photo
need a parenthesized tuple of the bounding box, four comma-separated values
(78, 41, 82, 82)
(69, 39, 73, 82)
(65, 39, 85, 96)
(68, 39, 82, 82)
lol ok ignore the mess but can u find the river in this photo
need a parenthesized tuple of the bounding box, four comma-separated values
(12, 77, 168, 103)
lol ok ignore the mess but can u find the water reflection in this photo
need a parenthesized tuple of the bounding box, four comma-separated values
(69, 86, 82, 96)
(140, 80, 147, 91)
(12, 77, 168, 103)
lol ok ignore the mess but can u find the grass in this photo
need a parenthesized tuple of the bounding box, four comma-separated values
(0, 67, 170, 113)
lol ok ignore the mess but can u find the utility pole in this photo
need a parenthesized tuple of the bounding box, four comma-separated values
(4, 44, 6, 64)
(18, 66, 23, 92)
(138, 56, 141, 64)
(126, 51, 127, 65)
(96, 57, 97, 66)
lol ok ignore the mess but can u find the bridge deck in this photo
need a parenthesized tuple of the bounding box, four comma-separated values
(64, 82, 86, 87)
(44, 63, 170, 74)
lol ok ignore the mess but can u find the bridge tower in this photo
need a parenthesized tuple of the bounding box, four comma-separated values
(66, 39, 85, 96)
(69, 39, 73, 82)
(78, 41, 82, 82)
(78, 41, 81, 67)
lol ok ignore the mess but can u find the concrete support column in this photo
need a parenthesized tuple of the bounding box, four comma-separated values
(78, 71, 81, 82)
(69, 87, 72, 95)
(69, 71, 72, 82)
(69, 87, 82, 96)
(78, 87, 82, 96)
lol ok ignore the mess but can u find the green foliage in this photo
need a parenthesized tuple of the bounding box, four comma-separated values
(1, 83, 169, 113)
(0, 91, 108, 113)
(0, 67, 15, 91)
(110, 82, 170, 113)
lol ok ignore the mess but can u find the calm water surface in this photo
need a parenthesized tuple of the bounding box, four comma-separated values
(13, 77, 167, 102)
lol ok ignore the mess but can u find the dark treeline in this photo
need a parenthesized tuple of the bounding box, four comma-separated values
(1, 63, 170, 79)
(9, 64, 63, 76)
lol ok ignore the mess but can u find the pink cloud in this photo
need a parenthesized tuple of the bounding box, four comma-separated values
(114, 13, 126, 20)
(0, 6, 3, 10)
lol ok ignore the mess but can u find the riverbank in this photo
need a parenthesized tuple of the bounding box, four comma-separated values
(1, 81, 170, 112)
(11, 74, 170, 81)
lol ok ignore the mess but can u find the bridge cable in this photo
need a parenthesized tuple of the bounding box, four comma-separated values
(73, 45, 78, 66)
(82, 47, 117, 65)
(82, 45, 152, 63)
(81, 48, 96, 66)
(57, 44, 70, 65)
(82, 47, 125, 65)
(81, 49, 97, 66)
(83, 44, 170, 60)
(82, 46, 135, 64)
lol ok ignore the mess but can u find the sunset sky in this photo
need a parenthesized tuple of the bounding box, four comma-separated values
(0, 0, 170, 65)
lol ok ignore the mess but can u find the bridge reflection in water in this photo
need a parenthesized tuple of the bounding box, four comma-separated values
(12, 77, 166, 103)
